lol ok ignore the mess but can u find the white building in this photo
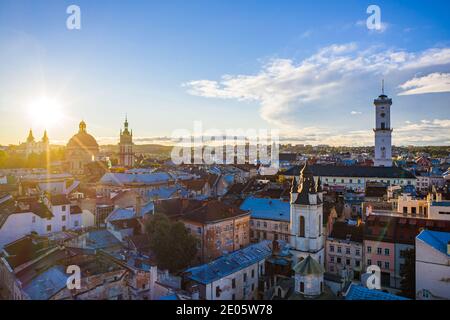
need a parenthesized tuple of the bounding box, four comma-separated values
(22, 129, 49, 156)
(373, 82, 393, 167)
(289, 164, 324, 266)
(427, 192, 450, 221)
(415, 230, 450, 300)
(183, 241, 272, 300)
(19, 173, 79, 196)
(293, 255, 325, 298)
(0, 193, 83, 249)
(283, 165, 416, 193)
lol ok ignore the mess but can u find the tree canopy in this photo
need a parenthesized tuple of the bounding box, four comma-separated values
(145, 213, 198, 273)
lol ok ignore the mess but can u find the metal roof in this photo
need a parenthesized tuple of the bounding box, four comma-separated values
(345, 283, 409, 300)
(284, 165, 416, 179)
(240, 197, 290, 222)
(185, 241, 274, 284)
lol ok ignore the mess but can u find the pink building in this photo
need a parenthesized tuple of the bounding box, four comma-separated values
(363, 215, 397, 288)
(363, 239, 395, 287)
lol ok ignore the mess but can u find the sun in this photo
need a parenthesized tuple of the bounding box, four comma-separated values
(27, 96, 65, 128)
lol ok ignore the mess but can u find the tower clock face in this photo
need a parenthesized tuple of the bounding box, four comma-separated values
(380, 113, 386, 118)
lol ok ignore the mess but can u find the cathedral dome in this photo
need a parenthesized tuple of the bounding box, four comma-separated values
(67, 121, 99, 150)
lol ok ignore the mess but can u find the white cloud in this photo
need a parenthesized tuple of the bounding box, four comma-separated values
(398, 72, 450, 95)
(300, 30, 312, 39)
(184, 44, 450, 128)
(276, 119, 450, 146)
(350, 111, 362, 115)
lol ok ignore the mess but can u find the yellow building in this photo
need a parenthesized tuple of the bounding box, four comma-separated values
(66, 121, 99, 175)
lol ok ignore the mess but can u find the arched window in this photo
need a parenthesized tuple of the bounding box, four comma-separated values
(300, 282, 304, 293)
(299, 216, 305, 237)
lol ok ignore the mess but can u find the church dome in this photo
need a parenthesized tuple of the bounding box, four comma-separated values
(67, 121, 99, 150)
(293, 256, 324, 276)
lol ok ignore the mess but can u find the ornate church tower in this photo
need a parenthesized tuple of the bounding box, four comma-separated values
(41, 130, 49, 151)
(289, 164, 324, 266)
(119, 116, 134, 167)
(25, 129, 35, 156)
(373, 80, 393, 167)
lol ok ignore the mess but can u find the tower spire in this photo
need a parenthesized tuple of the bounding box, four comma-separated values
(382, 79, 385, 95)
(124, 114, 129, 129)
(27, 129, 35, 143)
(42, 130, 49, 144)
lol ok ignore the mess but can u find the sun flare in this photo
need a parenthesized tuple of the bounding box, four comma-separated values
(27, 96, 65, 128)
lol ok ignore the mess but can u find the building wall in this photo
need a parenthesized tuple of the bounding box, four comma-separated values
(67, 149, 97, 175)
(363, 240, 396, 288)
(0, 212, 40, 248)
(394, 243, 414, 289)
(0, 257, 22, 300)
(325, 238, 363, 280)
(396, 195, 428, 217)
(416, 238, 450, 300)
(0, 204, 83, 249)
(202, 260, 265, 300)
(250, 218, 290, 242)
(428, 203, 450, 221)
(184, 215, 250, 263)
(374, 130, 393, 167)
(290, 203, 324, 254)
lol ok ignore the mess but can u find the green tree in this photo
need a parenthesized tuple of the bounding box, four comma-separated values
(399, 248, 415, 299)
(145, 213, 198, 272)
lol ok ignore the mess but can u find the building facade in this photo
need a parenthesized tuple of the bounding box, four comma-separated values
(183, 241, 271, 300)
(181, 200, 250, 263)
(326, 221, 364, 281)
(118, 116, 134, 168)
(0, 193, 83, 249)
(22, 129, 49, 156)
(415, 230, 450, 300)
(240, 197, 290, 243)
(66, 121, 100, 175)
(283, 165, 416, 193)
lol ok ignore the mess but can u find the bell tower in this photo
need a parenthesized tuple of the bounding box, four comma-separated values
(373, 80, 393, 167)
(119, 115, 134, 168)
(289, 164, 324, 266)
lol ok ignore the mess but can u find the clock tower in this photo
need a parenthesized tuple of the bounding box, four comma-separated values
(373, 80, 393, 167)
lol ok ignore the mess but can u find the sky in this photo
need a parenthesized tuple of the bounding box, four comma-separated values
(0, 0, 449, 146)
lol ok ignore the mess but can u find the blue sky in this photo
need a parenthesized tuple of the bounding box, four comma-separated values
(0, 0, 449, 146)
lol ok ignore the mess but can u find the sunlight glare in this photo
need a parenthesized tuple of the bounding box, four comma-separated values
(27, 96, 65, 128)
